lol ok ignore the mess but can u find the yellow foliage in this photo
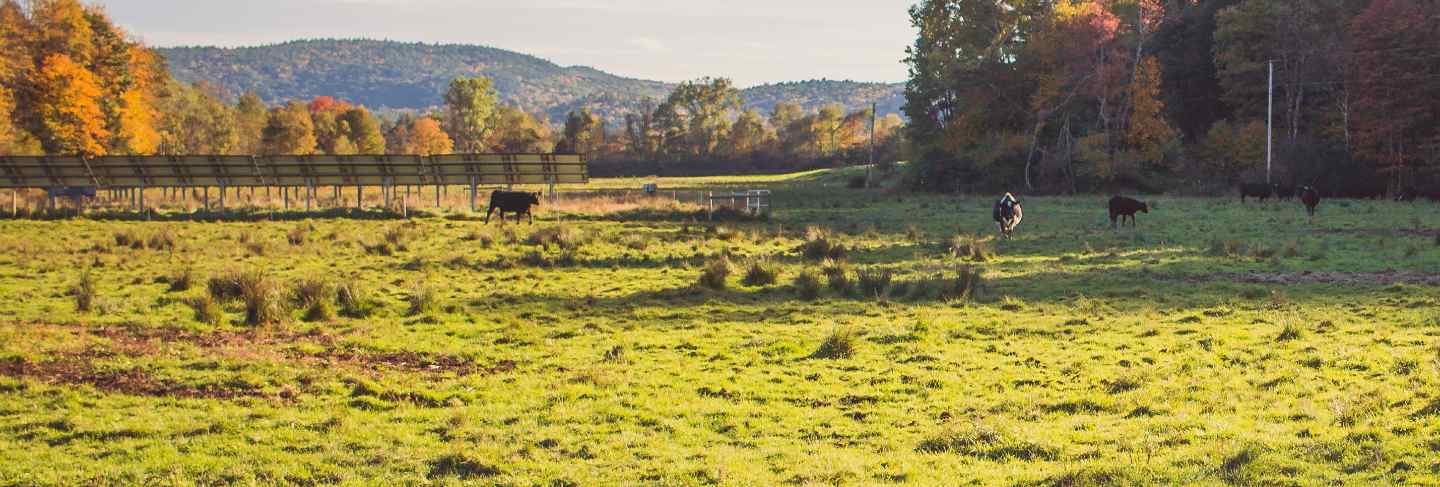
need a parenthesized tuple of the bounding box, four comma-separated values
(1127, 57, 1177, 166)
(37, 53, 108, 155)
(406, 117, 453, 156)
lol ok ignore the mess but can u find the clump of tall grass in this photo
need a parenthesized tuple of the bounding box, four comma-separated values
(185, 294, 224, 325)
(794, 270, 823, 301)
(209, 270, 289, 326)
(408, 282, 440, 316)
(336, 281, 374, 318)
(1207, 239, 1244, 257)
(113, 230, 143, 249)
(855, 267, 893, 299)
(385, 225, 415, 251)
(71, 270, 97, 312)
(287, 226, 309, 246)
(241, 273, 288, 326)
(294, 277, 337, 322)
(822, 259, 852, 295)
(810, 327, 858, 359)
(741, 258, 778, 287)
(527, 225, 587, 250)
(949, 234, 993, 261)
(800, 226, 847, 261)
(168, 266, 195, 292)
(146, 228, 177, 251)
(698, 256, 732, 290)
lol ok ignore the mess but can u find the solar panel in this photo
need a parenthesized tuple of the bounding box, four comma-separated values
(0, 154, 587, 188)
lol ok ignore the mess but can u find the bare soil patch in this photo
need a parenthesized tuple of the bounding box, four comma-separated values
(0, 355, 261, 399)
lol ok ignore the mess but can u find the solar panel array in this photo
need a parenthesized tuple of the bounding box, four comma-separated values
(0, 154, 587, 189)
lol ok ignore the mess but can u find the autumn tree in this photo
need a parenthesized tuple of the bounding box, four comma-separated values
(662, 77, 741, 159)
(489, 106, 553, 153)
(723, 109, 772, 159)
(260, 101, 317, 155)
(1126, 56, 1177, 166)
(557, 108, 601, 158)
(157, 81, 236, 155)
(1346, 0, 1440, 187)
(232, 93, 267, 155)
(443, 76, 498, 153)
(405, 117, 453, 156)
(36, 53, 107, 155)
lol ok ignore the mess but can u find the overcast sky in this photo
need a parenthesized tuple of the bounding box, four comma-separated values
(99, 0, 917, 87)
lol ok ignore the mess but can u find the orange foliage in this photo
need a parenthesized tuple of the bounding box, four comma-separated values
(405, 117, 453, 156)
(37, 53, 108, 155)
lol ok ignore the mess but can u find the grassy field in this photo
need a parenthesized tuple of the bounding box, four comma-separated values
(1, 168, 1438, 486)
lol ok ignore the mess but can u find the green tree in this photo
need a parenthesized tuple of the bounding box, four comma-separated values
(663, 77, 741, 158)
(723, 108, 772, 159)
(443, 76, 498, 153)
(157, 81, 236, 155)
(233, 92, 267, 155)
(339, 107, 386, 154)
(557, 108, 600, 158)
(489, 106, 553, 153)
(261, 101, 317, 155)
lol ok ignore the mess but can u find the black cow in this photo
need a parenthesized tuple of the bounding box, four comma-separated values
(1274, 184, 1295, 201)
(992, 193, 1023, 239)
(1395, 187, 1419, 203)
(1108, 196, 1148, 228)
(1300, 186, 1320, 219)
(1239, 182, 1275, 203)
(485, 191, 541, 224)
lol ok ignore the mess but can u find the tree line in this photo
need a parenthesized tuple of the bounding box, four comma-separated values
(903, 0, 1440, 195)
(0, 0, 905, 179)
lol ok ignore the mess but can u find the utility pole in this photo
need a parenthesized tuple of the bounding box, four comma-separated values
(1266, 59, 1274, 184)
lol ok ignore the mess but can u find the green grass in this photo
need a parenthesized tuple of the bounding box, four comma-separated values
(0, 168, 1439, 485)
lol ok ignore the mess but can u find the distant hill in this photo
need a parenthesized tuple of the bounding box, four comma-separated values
(157, 39, 904, 124)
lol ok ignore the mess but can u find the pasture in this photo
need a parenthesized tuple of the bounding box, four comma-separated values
(1, 168, 1438, 486)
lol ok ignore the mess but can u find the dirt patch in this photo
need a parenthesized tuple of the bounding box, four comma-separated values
(0, 356, 262, 399)
(1180, 271, 1440, 286)
(45, 324, 493, 377)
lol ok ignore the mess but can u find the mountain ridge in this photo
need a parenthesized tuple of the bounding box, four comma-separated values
(157, 39, 904, 124)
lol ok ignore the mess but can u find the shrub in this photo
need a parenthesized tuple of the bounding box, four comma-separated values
(408, 282, 440, 316)
(822, 260, 852, 294)
(336, 282, 374, 318)
(856, 268, 893, 299)
(741, 259, 778, 287)
(811, 327, 858, 359)
(794, 270, 823, 301)
(72, 271, 97, 312)
(186, 295, 224, 325)
(698, 257, 732, 290)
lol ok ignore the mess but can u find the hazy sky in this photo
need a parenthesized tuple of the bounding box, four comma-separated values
(100, 0, 918, 87)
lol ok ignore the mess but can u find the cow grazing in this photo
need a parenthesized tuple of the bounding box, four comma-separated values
(992, 193, 1023, 239)
(1108, 196, 1148, 228)
(485, 191, 541, 225)
(1395, 187, 1419, 203)
(1239, 182, 1275, 203)
(1274, 184, 1295, 201)
(1300, 186, 1320, 219)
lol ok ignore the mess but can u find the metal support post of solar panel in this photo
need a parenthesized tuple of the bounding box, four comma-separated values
(0, 154, 588, 189)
